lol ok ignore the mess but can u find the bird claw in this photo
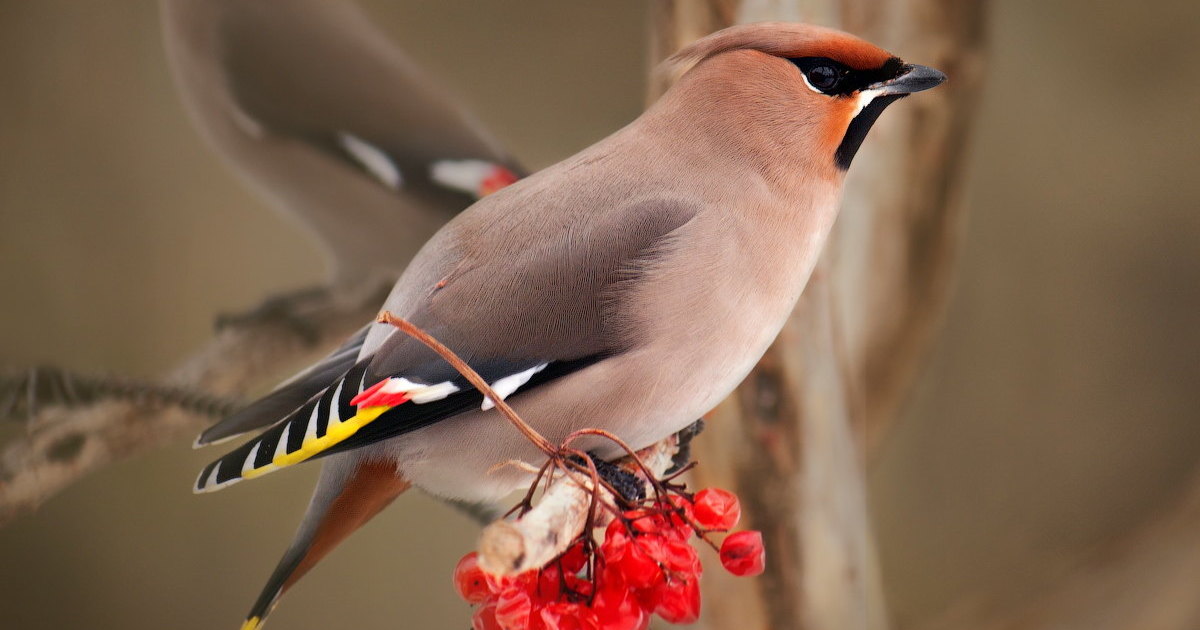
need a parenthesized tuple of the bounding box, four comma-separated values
(666, 419, 705, 475)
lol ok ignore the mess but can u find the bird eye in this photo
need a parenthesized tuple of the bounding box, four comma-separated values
(806, 65, 841, 92)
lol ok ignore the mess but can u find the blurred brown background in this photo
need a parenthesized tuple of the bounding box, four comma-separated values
(1, 1, 1197, 629)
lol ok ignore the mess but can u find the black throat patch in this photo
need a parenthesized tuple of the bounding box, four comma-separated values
(835, 93, 904, 170)
(788, 56, 907, 170)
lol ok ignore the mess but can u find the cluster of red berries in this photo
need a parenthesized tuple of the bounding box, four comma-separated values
(454, 488, 765, 630)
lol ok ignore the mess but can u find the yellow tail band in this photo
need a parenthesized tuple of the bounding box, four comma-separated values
(242, 405, 391, 480)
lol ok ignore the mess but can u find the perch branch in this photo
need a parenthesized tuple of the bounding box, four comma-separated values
(0, 283, 387, 523)
(478, 436, 680, 576)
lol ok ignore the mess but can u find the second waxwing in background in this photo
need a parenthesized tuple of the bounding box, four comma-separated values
(160, 0, 523, 296)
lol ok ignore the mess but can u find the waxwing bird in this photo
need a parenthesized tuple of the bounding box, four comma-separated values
(160, 0, 522, 289)
(193, 22, 944, 629)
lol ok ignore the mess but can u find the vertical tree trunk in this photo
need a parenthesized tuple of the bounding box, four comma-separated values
(648, 3, 988, 629)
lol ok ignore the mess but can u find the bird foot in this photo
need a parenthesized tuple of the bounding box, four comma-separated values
(667, 419, 705, 475)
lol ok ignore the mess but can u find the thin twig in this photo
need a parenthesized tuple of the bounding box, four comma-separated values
(377, 311, 558, 456)
(0, 367, 240, 422)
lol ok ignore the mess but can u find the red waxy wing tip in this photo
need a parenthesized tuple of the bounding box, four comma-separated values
(350, 379, 410, 408)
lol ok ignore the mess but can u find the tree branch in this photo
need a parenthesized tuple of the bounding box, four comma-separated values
(0, 284, 385, 523)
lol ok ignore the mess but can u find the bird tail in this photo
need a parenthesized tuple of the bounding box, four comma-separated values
(240, 457, 410, 630)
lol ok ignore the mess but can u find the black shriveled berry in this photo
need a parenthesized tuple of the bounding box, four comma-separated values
(569, 453, 647, 503)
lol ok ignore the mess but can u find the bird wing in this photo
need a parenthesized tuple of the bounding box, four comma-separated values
(215, 0, 523, 193)
(195, 196, 697, 492)
(193, 324, 371, 447)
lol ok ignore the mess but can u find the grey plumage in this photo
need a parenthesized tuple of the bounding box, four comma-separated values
(160, 0, 522, 284)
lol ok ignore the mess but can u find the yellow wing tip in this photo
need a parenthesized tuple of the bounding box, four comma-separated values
(240, 616, 261, 630)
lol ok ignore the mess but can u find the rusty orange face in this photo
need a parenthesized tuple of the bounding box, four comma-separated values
(670, 22, 945, 170)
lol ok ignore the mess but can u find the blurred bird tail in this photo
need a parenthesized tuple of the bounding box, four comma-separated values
(241, 458, 410, 629)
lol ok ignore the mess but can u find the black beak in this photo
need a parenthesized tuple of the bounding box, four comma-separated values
(870, 64, 946, 95)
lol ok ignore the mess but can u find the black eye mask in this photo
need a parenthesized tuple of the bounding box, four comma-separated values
(789, 56, 905, 96)
(789, 56, 908, 169)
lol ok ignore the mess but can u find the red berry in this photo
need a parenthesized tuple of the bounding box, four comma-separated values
(473, 602, 503, 630)
(614, 539, 663, 588)
(537, 564, 562, 602)
(560, 541, 588, 574)
(665, 496, 695, 540)
(563, 572, 594, 600)
(592, 582, 650, 630)
(659, 538, 702, 575)
(667, 494, 693, 512)
(719, 530, 766, 577)
(693, 488, 741, 531)
(605, 519, 630, 545)
(601, 522, 631, 561)
(653, 575, 701, 624)
(454, 552, 493, 604)
(629, 512, 668, 535)
(632, 581, 662, 615)
(539, 602, 599, 630)
(495, 585, 536, 630)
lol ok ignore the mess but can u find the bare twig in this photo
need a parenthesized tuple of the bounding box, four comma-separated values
(0, 284, 386, 523)
(0, 366, 239, 423)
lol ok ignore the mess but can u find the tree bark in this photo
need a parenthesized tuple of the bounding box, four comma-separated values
(649, 2, 987, 629)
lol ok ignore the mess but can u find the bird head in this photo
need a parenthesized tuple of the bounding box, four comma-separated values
(664, 22, 945, 172)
